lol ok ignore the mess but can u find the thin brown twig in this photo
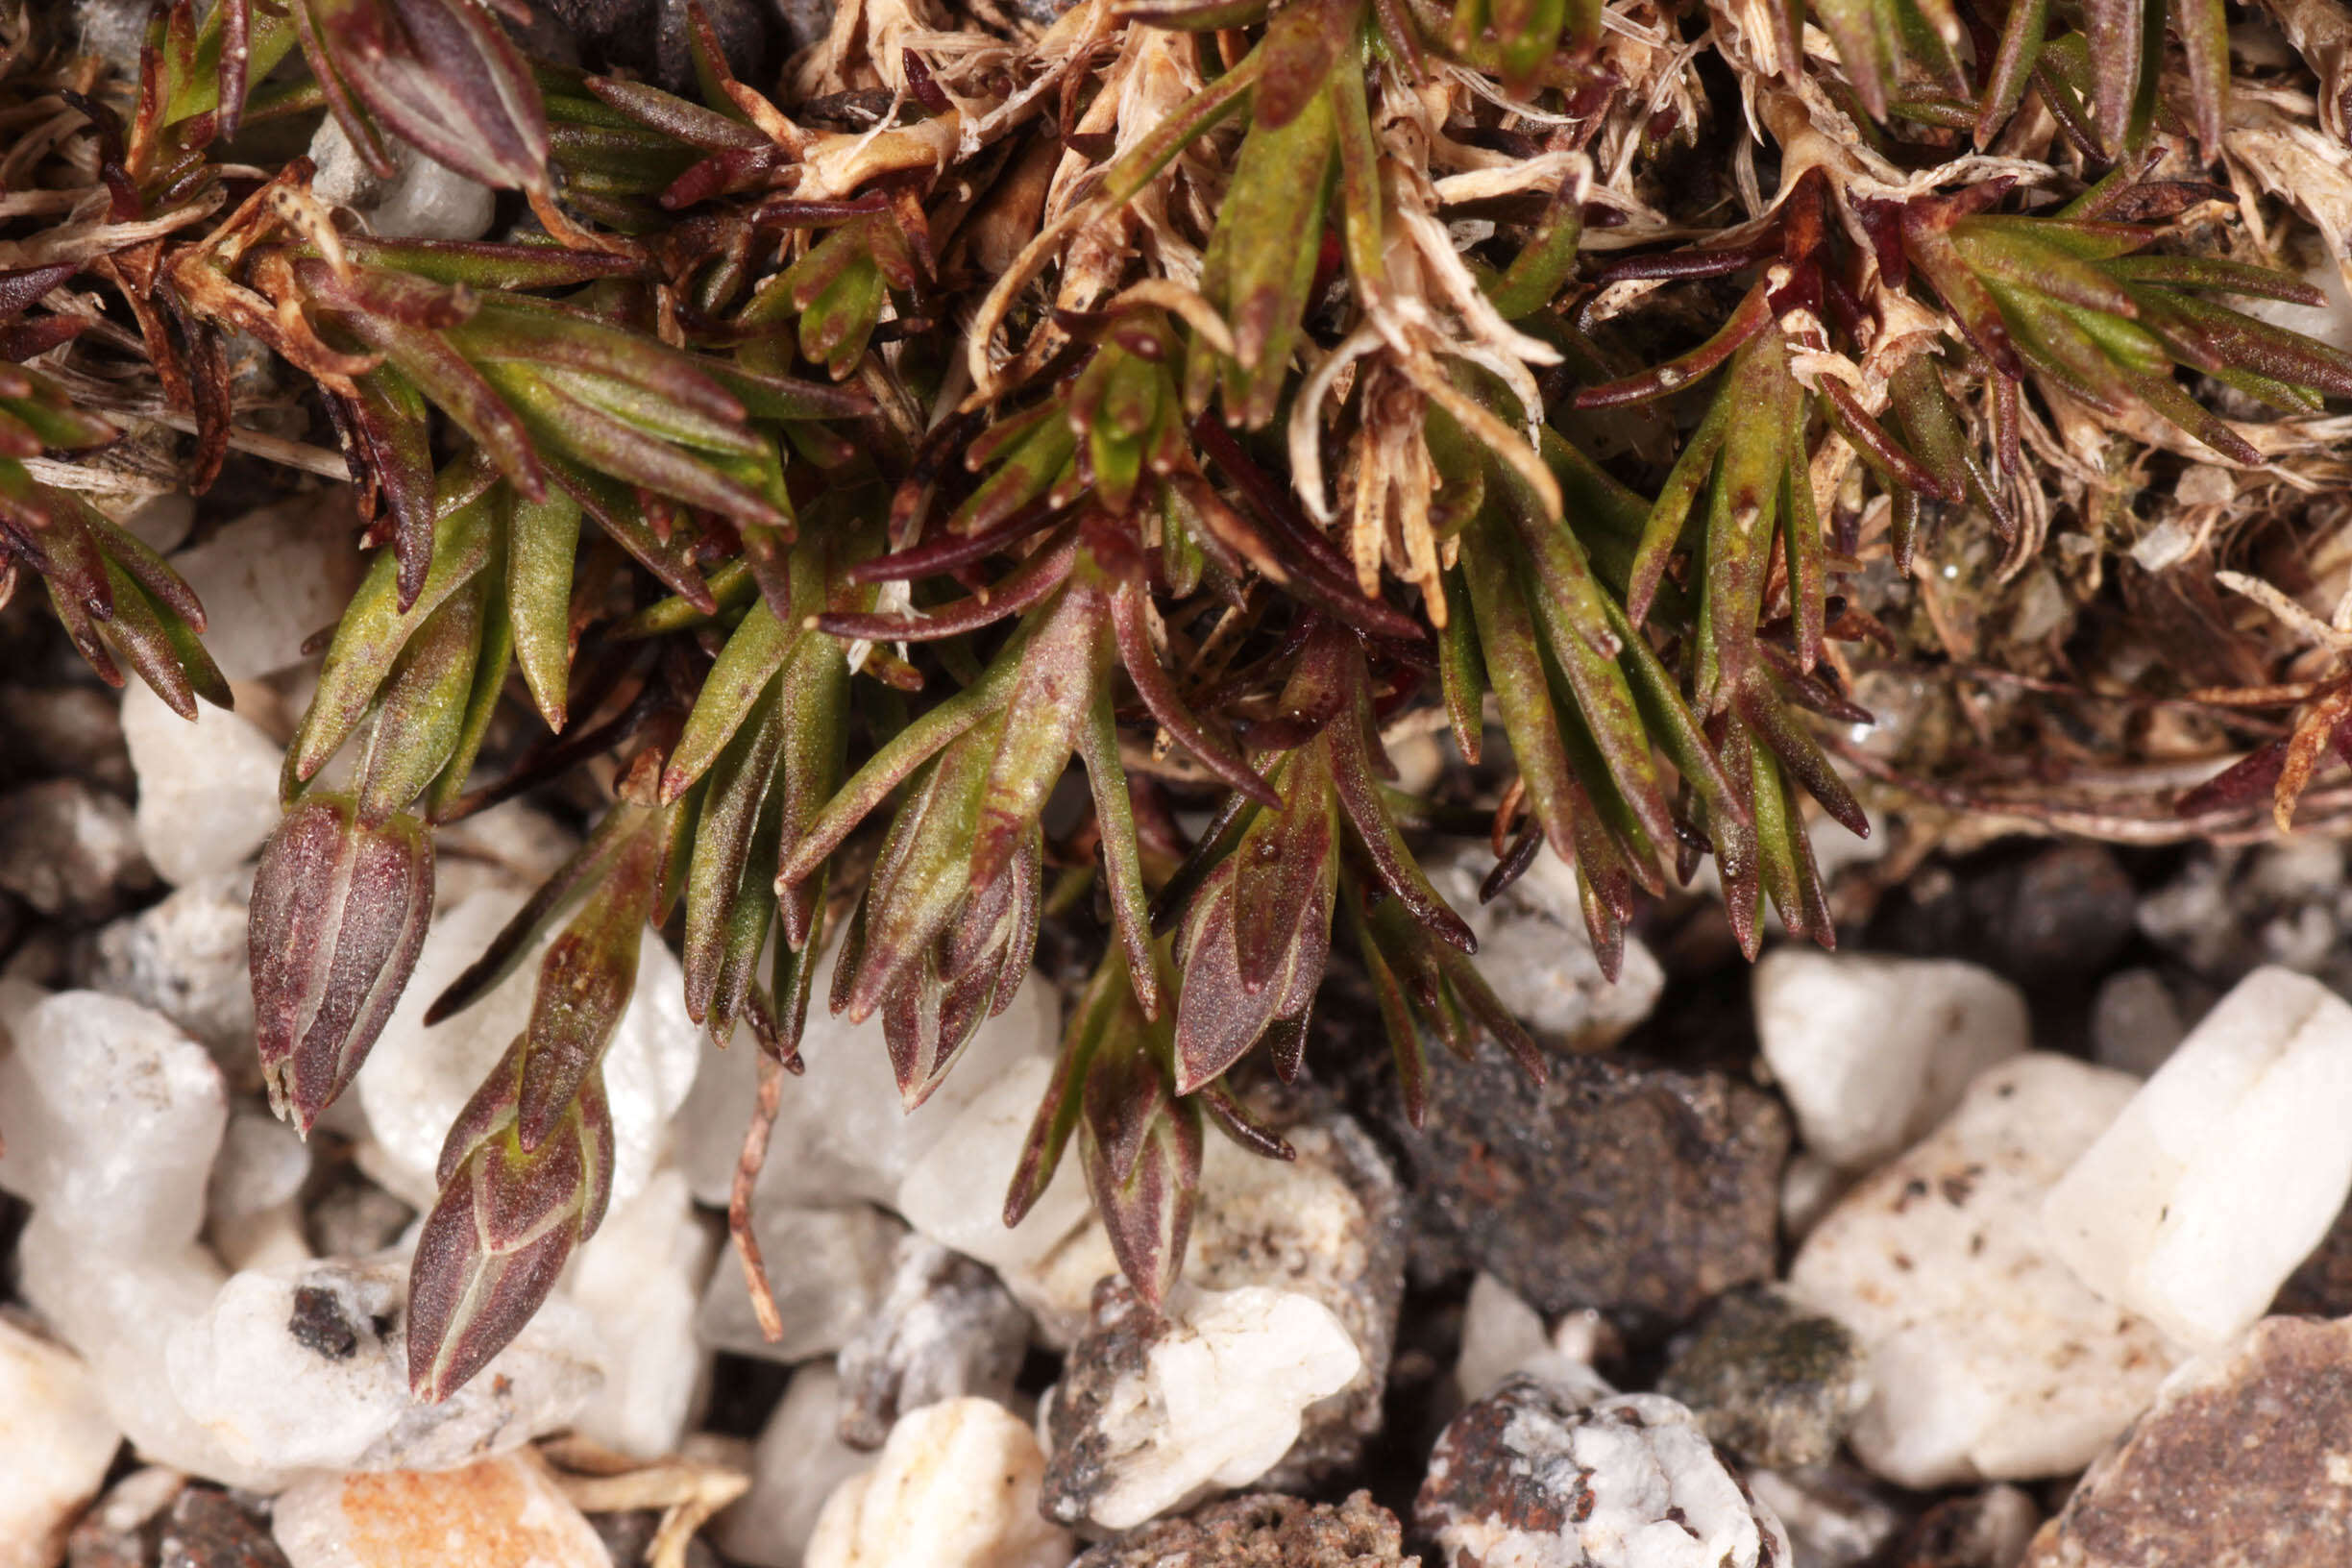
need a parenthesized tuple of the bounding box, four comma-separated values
(1825, 732, 2352, 845)
(729, 1049, 790, 1344)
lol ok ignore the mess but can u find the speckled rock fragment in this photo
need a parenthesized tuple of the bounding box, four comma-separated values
(1416, 1374, 1792, 1568)
(1069, 1490, 1408, 1568)
(1389, 1046, 1787, 1329)
(2021, 1315, 2352, 1568)
(1656, 1287, 1871, 1470)
(157, 1488, 289, 1568)
(837, 1236, 1029, 1449)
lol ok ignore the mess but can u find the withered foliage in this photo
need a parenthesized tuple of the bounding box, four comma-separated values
(9, 0, 2352, 1398)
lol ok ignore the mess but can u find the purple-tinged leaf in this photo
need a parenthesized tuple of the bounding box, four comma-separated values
(250, 795, 434, 1135)
(408, 1051, 611, 1402)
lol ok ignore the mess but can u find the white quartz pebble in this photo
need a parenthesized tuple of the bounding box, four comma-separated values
(355, 887, 702, 1214)
(2089, 968, 2187, 1078)
(14, 1222, 254, 1487)
(308, 118, 496, 241)
(894, 1053, 1096, 1282)
(119, 681, 283, 888)
(0, 990, 226, 1253)
(0, 1314, 122, 1568)
(1755, 950, 2031, 1170)
(0, 986, 242, 1482)
(1053, 1286, 1362, 1530)
(698, 1204, 905, 1365)
(1453, 1272, 1551, 1403)
(1430, 848, 1663, 1049)
(1787, 1054, 2180, 1488)
(806, 1398, 1070, 1568)
(206, 1108, 314, 1273)
(168, 491, 364, 682)
(0, 779, 150, 919)
(165, 1254, 604, 1475)
(272, 1453, 611, 1568)
(1449, 1276, 1612, 1410)
(85, 869, 257, 1079)
(715, 1364, 872, 1568)
(568, 1167, 716, 1459)
(2042, 965, 2352, 1347)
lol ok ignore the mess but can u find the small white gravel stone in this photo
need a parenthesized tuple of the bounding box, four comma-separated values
(921, 1092, 1404, 1373)
(0, 779, 151, 920)
(2088, 968, 2188, 1077)
(1453, 1277, 1615, 1411)
(698, 1204, 905, 1365)
(355, 887, 702, 1213)
(715, 1364, 873, 1568)
(119, 682, 283, 888)
(119, 492, 196, 553)
(568, 1167, 716, 1459)
(308, 118, 496, 241)
(0, 986, 257, 1485)
(894, 1052, 1096, 1296)
(71, 0, 148, 66)
(1779, 1152, 1849, 1243)
(677, 946, 1055, 1212)
(0, 989, 226, 1253)
(1743, 1465, 1906, 1568)
(0, 1313, 122, 1568)
(1417, 1379, 1792, 1568)
(2041, 965, 2352, 1347)
(1454, 1272, 1550, 1404)
(1754, 950, 2030, 1170)
(84, 868, 257, 1079)
(371, 159, 496, 241)
(806, 1398, 1071, 1568)
(165, 1253, 604, 1476)
(1787, 1054, 2180, 1489)
(1428, 848, 1662, 1049)
(271, 1453, 611, 1567)
(206, 1108, 314, 1273)
(168, 490, 365, 682)
(429, 801, 580, 908)
(14, 1221, 252, 1486)
(1043, 1285, 1363, 1530)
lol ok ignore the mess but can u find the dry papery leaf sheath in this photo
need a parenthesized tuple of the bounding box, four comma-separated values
(7, 0, 2352, 1400)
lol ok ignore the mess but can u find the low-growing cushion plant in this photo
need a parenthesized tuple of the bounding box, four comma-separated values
(4, 0, 2350, 1398)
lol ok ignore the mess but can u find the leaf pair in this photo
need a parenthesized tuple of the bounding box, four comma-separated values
(1171, 623, 1471, 1091)
(664, 531, 871, 1051)
(784, 549, 1163, 1048)
(408, 793, 675, 1401)
(1446, 432, 1741, 971)
(1704, 669, 1871, 958)
(1187, 0, 1380, 430)
(1900, 202, 2352, 467)
(1007, 944, 1204, 1309)
(0, 458, 230, 720)
(0, 341, 229, 713)
(282, 462, 518, 820)
(1352, 886, 1540, 1129)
